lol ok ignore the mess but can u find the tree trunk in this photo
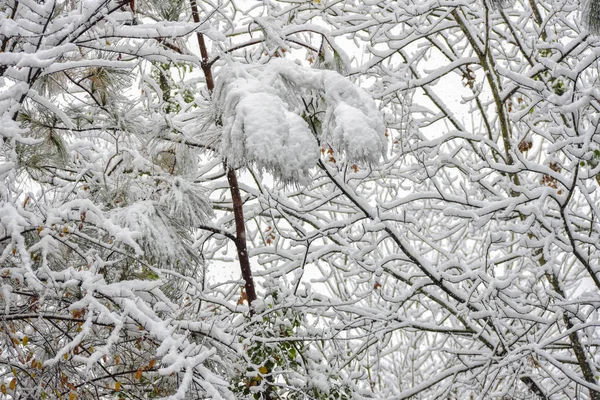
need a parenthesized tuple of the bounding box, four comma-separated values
(189, 0, 257, 311)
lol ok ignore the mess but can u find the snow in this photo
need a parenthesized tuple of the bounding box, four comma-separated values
(3, 0, 600, 399)
(214, 59, 386, 182)
(219, 84, 319, 182)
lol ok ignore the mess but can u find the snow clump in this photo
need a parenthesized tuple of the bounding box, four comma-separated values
(213, 59, 385, 183)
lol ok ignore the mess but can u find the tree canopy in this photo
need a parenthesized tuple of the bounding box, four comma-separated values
(1, 0, 600, 399)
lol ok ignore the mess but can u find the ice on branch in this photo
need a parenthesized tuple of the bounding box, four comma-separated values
(213, 59, 385, 182)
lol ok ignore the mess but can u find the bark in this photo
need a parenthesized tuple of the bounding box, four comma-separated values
(226, 168, 258, 307)
(190, 0, 257, 311)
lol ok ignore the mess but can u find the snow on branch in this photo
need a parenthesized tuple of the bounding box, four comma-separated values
(212, 59, 386, 182)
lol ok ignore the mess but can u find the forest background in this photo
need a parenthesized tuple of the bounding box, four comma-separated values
(1, 0, 600, 399)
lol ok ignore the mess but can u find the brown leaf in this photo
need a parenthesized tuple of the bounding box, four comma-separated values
(518, 140, 532, 153)
(237, 290, 248, 305)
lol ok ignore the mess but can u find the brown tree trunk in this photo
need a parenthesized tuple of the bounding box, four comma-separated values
(226, 168, 258, 307)
(190, 0, 257, 311)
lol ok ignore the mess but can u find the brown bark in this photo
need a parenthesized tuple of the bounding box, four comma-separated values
(190, 0, 257, 311)
(190, 0, 215, 91)
(226, 168, 258, 308)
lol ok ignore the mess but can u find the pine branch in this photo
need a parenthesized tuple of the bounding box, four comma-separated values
(585, 0, 600, 34)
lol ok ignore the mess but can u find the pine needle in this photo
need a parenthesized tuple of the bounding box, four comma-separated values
(585, 0, 600, 34)
(487, 0, 512, 8)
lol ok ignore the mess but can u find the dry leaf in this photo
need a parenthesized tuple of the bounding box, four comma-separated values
(237, 290, 248, 305)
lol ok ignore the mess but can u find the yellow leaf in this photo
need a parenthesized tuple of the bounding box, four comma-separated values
(63, 353, 69, 361)
(135, 368, 143, 380)
(69, 392, 77, 400)
(148, 359, 156, 369)
(22, 336, 28, 346)
(258, 366, 268, 375)
(9, 378, 16, 390)
(115, 355, 120, 365)
(115, 381, 121, 391)
(1, 384, 6, 395)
